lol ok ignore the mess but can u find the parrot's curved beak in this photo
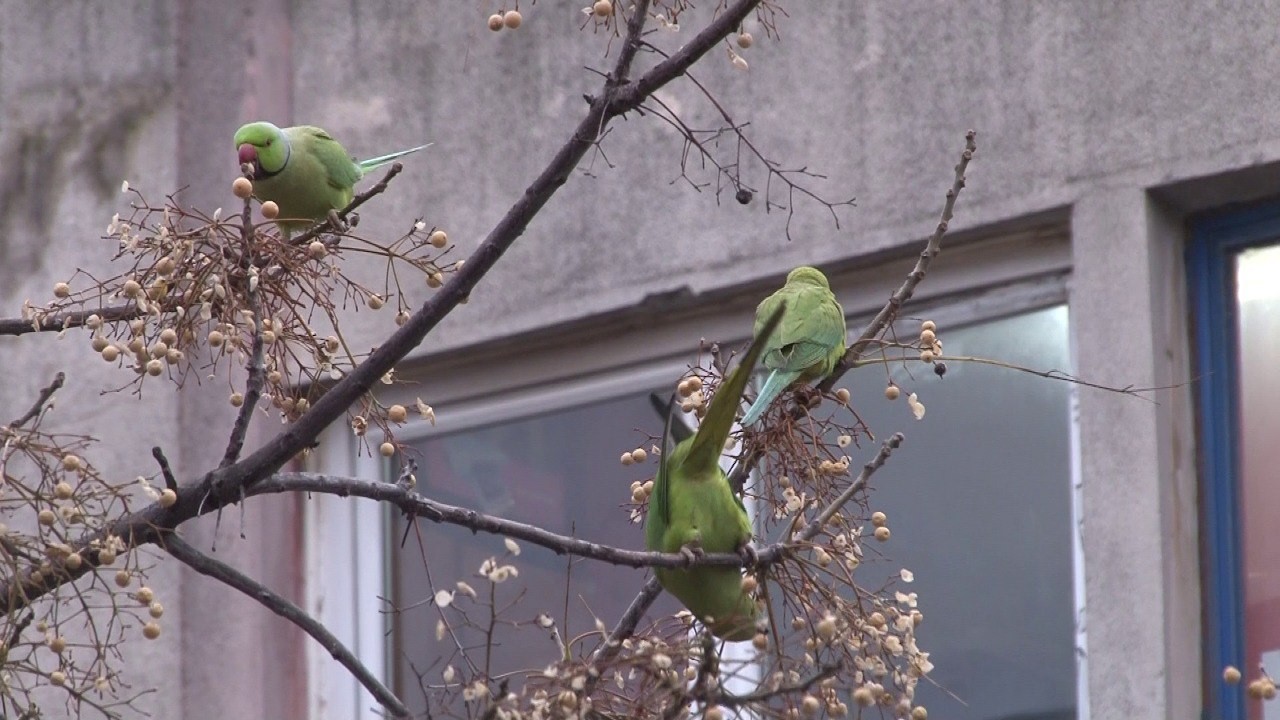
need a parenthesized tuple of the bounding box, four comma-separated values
(237, 143, 259, 170)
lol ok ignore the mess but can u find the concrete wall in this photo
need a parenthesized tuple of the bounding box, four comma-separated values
(3, 0, 1276, 717)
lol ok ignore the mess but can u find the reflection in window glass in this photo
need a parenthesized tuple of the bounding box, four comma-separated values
(1235, 244, 1280, 720)
(389, 390, 680, 713)
(831, 306, 1075, 720)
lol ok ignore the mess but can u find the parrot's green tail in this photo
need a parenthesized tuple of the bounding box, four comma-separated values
(357, 143, 433, 174)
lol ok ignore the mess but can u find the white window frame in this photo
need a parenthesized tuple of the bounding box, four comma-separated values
(302, 225, 1086, 720)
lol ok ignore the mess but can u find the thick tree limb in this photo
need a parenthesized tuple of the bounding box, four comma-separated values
(164, 535, 411, 719)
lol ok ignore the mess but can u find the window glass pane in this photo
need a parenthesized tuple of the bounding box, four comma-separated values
(826, 306, 1076, 720)
(389, 390, 681, 713)
(1235, 243, 1280, 720)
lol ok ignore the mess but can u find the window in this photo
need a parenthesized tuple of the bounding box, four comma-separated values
(826, 305, 1077, 720)
(1189, 204, 1280, 720)
(303, 232, 1080, 720)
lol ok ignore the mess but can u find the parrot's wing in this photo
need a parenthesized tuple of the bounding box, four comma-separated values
(294, 126, 363, 193)
(649, 393, 679, 529)
(768, 287, 846, 373)
(684, 304, 786, 473)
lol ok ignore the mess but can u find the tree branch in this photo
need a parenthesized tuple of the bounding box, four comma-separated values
(819, 130, 977, 389)
(163, 534, 411, 719)
(8, 372, 64, 430)
(0, 305, 139, 337)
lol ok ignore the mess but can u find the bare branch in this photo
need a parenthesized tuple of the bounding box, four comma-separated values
(9, 372, 64, 430)
(0, 306, 139, 337)
(820, 130, 978, 389)
(151, 447, 178, 492)
(163, 535, 411, 719)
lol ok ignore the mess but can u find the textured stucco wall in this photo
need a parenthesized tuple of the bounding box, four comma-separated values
(2, 0, 1275, 717)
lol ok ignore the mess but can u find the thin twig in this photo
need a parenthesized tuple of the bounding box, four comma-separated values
(151, 447, 178, 492)
(163, 534, 411, 719)
(714, 662, 841, 707)
(0, 306, 139, 337)
(9, 372, 64, 429)
(287, 164, 405, 247)
(820, 130, 978, 389)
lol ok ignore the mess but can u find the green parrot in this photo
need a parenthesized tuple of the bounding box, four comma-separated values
(232, 121, 428, 237)
(740, 266, 846, 427)
(644, 304, 785, 642)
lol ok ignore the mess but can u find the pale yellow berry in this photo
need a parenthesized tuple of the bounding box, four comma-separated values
(135, 587, 154, 603)
(816, 615, 837, 640)
(852, 687, 875, 707)
(1223, 665, 1242, 684)
(53, 482, 73, 500)
(127, 337, 145, 354)
(260, 200, 279, 219)
(736, 32, 753, 48)
(65, 552, 82, 570)
(592, 0, 612, 16)
(801, 694, 821, 717)
(62, 454, 82, 471)
(159, 489, 177, 508)
(38, 509, 56, 526)
(49, 635, 67, 653)
(920, 349, 935, 363)
(426, 272, 443, 288)
(751, 633, 767, 651)
(166, 348, 183, 364)
(149, 602, 164, 619)
(159, 328, 178, 345)
(396, 311, 410, 326)
(49, 670, 66, 686)
(53, 282, 71, 298)
(142, 622, 161, 640)
(874, 526, 891, 542)
(268, 370, 283, 385)
(308, 241, 327, 260)
(835, 387, 851, 403)
(98, 547, 116, 565)
(1248, 679, 1268, 699)
(232, 176, 253, 199)
(919, 328, 937, 344)
(325, 335, 341, 353)
(122, 279, 142, 298)
(871, 511, 887, 527)
(146, 359, 164, 376)
(429, 230, 448, 248)
(740, 575, 758, 593)
(706, 705, 725, 720)
(884, 385, 901, 401)
(487, 13, 504, 30)
(367, 294, 384, 310)
(921, 320, 937, 332)
(379, 442, 396, 457)
(155, 256, 176, 275)
(207, 330, 225, 347)
(631, 447, 648, 463)
(686, 375, 703, 392)
(115, 570, 131, 587)
(91, 336, 109, 352)
(387, 404, 408, 423)
(620, 452, 634, 466)
(869, 611, 886, 628)
(228, 392, 244, 408)
(911, 707, 929, 720)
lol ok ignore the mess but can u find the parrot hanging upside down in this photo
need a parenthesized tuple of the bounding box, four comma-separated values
(232, 121, 429, 238)
(644, 304, 786, 642)
(740, 266, 847, 427)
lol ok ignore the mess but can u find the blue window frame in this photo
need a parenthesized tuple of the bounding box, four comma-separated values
(1188, 201, 1280, 720)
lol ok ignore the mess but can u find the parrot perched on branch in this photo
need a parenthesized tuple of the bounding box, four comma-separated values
(232, 121, 429, 237)
(740, 266, 846, 427)
(644, 304, 785, 641)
